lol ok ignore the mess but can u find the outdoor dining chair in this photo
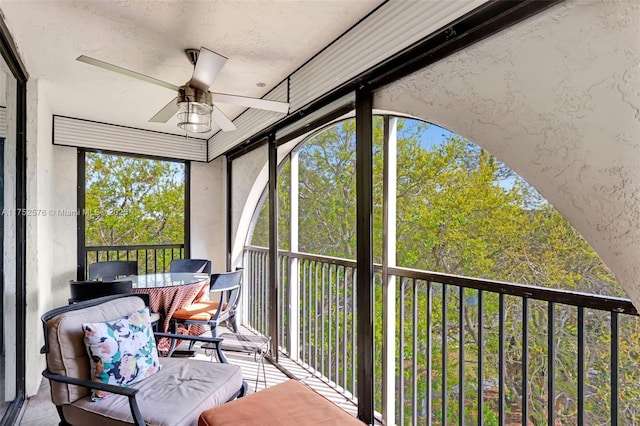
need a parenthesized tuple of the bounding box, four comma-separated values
(88, 260, 137, 281)
(167, 270, 242, 355)
(68, 279, 133, 304)
(169, 258, 212, 274)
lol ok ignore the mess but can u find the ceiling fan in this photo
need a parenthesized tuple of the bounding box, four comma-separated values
(77, 47, 289, 133)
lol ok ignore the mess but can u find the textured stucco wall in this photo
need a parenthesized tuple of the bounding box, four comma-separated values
(50, 145, 78, 303)
(374, 0, 640, 309)
(231, 145, 268, 268)
(25, 79, 54, 396)
(229, 141, 300, 269)
(2, 65, 17, 402)
(190, 158, 226, 269)
(23, 83, 77, 396)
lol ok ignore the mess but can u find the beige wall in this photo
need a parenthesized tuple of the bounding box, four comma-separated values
(374, 0, 640, 309)
(25, 78, 52, 396)
(2, 63, 17, 402)
(24, 79, 78, 396)
(230, 145, 268, 269)
(190, 157, 226, 270)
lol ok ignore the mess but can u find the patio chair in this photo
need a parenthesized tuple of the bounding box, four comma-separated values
(169, 258, 212, 274)
(88, 260, 137, 281)
(68, 279, 133, 304)
(168, 270, 242, 355)
(41, 293, 247, 426)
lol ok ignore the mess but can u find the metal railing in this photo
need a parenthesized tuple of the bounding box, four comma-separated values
(83, 243, 185, 277)
(244, 245, 640, 425)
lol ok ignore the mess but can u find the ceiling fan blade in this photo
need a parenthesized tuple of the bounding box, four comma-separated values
(212, 106, 237, 132)
(77, 55, 179, 92)
(189, 47, 228, 92)
(149, 97, 179, 123)
(212, 93, 289, 114)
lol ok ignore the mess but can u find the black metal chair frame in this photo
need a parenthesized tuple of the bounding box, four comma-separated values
(88, 260, 137, 281)
(68, 280, 133, 304)
(169, 258, 212, 274)
(40, 293, 248, 426)
(168, 270, 242, 355)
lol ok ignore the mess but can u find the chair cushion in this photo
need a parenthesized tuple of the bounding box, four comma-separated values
(171, 301, 225, 321)
(198, 379, 365, 426)
(62, 357, 243, 426)
(46, 296, 147, 406)
(83, 307, 161, 400)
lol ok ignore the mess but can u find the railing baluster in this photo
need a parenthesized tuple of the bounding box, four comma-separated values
(352, 268, 356, 396)
(301, 260, 306, 362)
(308, 261, 312, 369)
(314, 261, 319, 371)
(548, 302, 555, 426)
(611, 312, 619, 426)
(522, 298, 529, 426)
(412, 278, 418, 426)
(321, 262, 326, 377)
(442, 283, 448, 426)
(335, 266, 346, 385)
(499, 293, 505, 426)
(255, 252, 260, 333)
(426, 281, 432, 426)
(327, 264, 338, 382)
(342, 265, 347, 390)
(459, 286, 465, 426)
(577, 306, 584, 425)
(400, 277, 405, 424)
(478, 290, 483, 426)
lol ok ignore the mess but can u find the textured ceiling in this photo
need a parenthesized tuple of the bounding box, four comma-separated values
(0, 0, 381, 138)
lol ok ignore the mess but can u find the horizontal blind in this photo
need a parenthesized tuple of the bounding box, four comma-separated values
(209, 0, 486, 159)
(288, 0, 486, 111)
(53, 116, 208, 161)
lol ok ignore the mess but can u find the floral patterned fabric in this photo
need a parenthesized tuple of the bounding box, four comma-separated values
(83, 307, 161, 401)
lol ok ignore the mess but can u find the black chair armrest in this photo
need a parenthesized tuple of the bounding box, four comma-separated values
(42, 369, 145, 426)
(153, 332, 228, 363)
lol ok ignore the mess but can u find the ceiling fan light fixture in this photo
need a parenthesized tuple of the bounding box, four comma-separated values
(177, 86, 213, 133)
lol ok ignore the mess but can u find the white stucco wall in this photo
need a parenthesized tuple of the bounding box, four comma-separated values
(374, 0, 640, 309)
(24, 81, 77, 396)
(25, 78, 54, 396)
(50, 145, 78, 303)
(2, 64, 17, 402)
(229, 139, 305, 270)
(230, 145, 268, 268)
(190, 158, 226, 270)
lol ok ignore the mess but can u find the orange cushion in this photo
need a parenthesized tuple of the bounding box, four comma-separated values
(172, 301, 224, 321)
(198, 379, 364, 426)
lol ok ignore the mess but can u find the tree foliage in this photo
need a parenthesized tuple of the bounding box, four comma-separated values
(85, 152, 185, 247)
(249, 116, 638, 424)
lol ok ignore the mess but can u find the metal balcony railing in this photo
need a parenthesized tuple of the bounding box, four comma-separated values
(243, 245, 640, 425)
(83, 243, 185, 277)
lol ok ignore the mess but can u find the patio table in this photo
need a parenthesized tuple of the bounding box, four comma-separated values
(128, 272, 210, 353)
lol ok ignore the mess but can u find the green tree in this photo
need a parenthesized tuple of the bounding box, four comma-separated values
(248, 116, 638, 425)
(85, 152, 185, 246)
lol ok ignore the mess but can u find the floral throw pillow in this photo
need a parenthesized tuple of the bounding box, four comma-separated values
(83, 307, 161, 401)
